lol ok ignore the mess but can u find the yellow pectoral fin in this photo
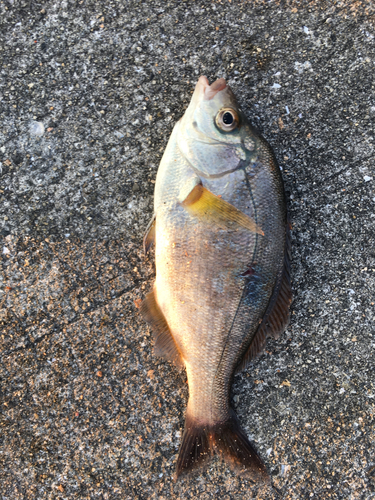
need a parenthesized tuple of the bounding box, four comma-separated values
(181, 183, 264, 235)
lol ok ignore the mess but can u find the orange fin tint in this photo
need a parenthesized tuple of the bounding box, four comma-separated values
(176, 410, 269, 482)
(140, 290, 184, 368)
(181, 183, 264, 235)
(236, 223, 292, 372)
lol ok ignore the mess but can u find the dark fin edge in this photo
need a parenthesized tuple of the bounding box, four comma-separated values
(236, 222, 292, 373)
(140, 290, 184, 368)
(176, 410, 269, 483)
(143, 215, 156, 255)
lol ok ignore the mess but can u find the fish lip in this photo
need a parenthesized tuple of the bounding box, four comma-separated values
(196, 75, 227, 100)
(197, 75, 210, 87)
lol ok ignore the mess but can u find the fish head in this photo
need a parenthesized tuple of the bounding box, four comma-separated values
(178, 76, 256, 178)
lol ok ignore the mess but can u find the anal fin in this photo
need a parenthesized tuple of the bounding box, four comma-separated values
(236, 223, 292, 373)
(140, 290, 184, 368)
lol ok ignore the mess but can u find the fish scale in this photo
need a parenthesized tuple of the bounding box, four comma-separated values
(141, 76, 292, 480)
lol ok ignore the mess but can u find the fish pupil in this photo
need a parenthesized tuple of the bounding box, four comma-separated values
(223, 112, 234, 125)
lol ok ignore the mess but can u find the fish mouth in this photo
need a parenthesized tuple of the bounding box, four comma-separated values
(196, 75, 227, 100)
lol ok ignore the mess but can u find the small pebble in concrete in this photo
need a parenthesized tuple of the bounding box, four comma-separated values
(29, 121, 45, 136)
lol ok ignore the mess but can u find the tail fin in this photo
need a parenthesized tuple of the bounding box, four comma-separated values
(214, 410, 269, 481)
(176, 413, 211, 478)
(176, 410, 269, 482)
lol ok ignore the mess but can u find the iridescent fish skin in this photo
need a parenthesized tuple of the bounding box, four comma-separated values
(142, 76, 292, 481)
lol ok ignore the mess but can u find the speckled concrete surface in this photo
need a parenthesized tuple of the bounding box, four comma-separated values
(1, 1, 375, 498)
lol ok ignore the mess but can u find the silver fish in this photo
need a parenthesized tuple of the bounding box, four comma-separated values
(141, 76, 292, 481)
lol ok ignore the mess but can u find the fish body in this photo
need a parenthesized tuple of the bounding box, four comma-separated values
(142, 76, 291, 480)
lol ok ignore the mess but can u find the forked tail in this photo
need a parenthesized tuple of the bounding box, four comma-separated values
(176, 409, 269, 482)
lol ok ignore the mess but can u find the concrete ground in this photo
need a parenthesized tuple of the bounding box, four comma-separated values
(1, 1, 375, 498)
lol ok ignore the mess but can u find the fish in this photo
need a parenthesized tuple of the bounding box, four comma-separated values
(141, 76, 292, 481)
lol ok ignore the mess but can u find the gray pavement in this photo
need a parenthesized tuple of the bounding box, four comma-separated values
(1, 1, 375, 498)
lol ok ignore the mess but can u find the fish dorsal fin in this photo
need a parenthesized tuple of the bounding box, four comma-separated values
(140, 290, 184, 368)
(236, 224, 292, 373)
(143, 215, 156, 255)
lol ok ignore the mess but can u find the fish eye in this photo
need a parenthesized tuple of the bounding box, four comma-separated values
(215, 108, 240, 132)
(223, 112, 234, 125)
